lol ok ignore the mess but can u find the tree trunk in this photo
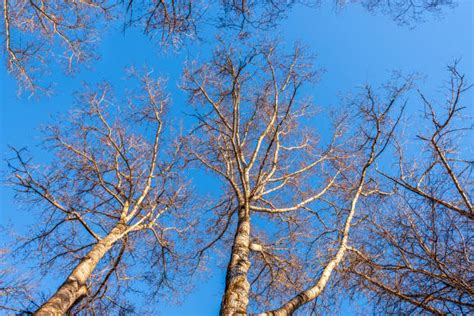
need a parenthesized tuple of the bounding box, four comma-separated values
(220, 207, 251, 316)
(34, 223, 128, 315)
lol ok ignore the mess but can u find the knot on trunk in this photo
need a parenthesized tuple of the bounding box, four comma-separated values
(249, 242, 263, 252)
(66, 276, 89, 296)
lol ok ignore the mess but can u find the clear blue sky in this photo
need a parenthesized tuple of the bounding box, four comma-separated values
(0, 2, 472, 315)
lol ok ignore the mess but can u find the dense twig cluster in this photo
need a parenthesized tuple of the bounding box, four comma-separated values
(342, 64, 473, 315)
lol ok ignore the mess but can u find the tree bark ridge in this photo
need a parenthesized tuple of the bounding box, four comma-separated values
(220, 207, 251, 316)
(34, 223, 128, 315)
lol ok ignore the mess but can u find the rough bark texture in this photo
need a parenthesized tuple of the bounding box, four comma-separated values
(220, 208, 251, 316)
(34, 223, 128, 315)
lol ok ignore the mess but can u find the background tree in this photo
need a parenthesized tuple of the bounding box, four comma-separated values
(345, 0, 455, 25)
(5, 72, 190, 315)
(2, 0, 110, 94)
(0, 249, 34, 314)
(122, 0, 199, 45)
(2, 0, 455, 94)
(342, 64, 473, 315)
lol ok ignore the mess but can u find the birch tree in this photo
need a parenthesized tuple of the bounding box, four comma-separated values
(183, 41, 410, 315)
(6, 72, 189, 315)
(342, 64, 473, 315)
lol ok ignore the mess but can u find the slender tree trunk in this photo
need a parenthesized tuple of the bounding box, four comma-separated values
(34, 223, 128, 315)
(220, 206, 251, 316)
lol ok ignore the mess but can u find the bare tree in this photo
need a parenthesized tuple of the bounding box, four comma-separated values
(182, 41, 326, 315)
(216, 0, 310, 32)
(353, 0, 455, 25)
(5, 72, 189, 315)
(343, 64, 473, 315)
(2, 0, 455, 94)
(0, 248, 36, 314)
(122, 0, 199, 45)
(182, 41, 410, 315)
(219, 0, 455, 30)
(2, 0, 110, 94)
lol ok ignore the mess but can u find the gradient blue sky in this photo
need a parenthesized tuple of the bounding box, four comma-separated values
(0, 2, 472, 315)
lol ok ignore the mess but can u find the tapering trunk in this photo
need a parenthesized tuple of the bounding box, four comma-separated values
(220, 207, 251, 316)
(34, 223, 128, 315)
